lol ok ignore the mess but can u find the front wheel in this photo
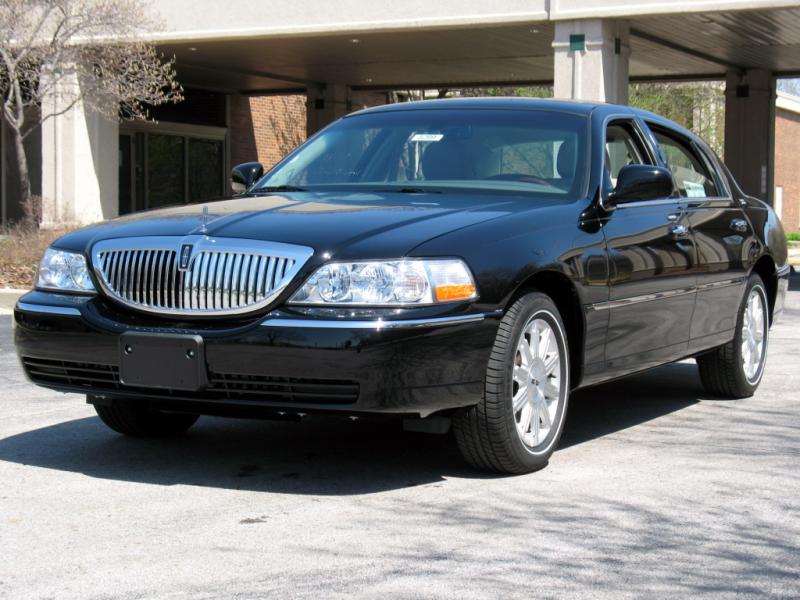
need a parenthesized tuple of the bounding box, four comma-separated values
(92, 398, 199, 437)
(453, 292, 570, 474)
(696, 274, 770, 398)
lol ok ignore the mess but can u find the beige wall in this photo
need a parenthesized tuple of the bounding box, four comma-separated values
(146, 0, 797, 42)
(549, 0, 799, 19)
(147, 1, 548, 41)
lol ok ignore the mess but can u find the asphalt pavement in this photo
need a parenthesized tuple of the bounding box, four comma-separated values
(1, 276, 799, 599)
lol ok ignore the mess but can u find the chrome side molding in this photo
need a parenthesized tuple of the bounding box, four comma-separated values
(588, 288, 695, 311)
(587, 277, 746, 312)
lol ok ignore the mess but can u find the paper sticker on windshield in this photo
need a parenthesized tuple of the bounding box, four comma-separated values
(683, 180, 706, 198)
(410, 133, 444, 143)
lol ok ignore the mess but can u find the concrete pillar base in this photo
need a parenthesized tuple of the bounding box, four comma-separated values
(553, 19, 630, 105)
(724, 69, 775, 204)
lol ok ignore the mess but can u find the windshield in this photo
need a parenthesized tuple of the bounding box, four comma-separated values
(254, 108, 588, 197)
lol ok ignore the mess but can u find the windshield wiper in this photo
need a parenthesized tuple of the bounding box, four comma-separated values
(253, 185, 307, 193)
(378, 187, 443, 194)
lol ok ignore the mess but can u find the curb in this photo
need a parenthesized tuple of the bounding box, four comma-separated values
(0, 289, 26, 313)
(789, 248, 800, 267)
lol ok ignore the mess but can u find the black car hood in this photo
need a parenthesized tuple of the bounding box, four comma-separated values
(54, 191, 562, 259)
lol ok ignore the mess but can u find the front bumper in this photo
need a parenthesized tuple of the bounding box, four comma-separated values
(14, 291, 500, 417)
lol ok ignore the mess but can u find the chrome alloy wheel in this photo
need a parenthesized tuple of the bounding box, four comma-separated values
(742, 287, 767, 383)
(512, 315, 562, 449)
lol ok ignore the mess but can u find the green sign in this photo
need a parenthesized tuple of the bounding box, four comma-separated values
(569, 34, 586, 52)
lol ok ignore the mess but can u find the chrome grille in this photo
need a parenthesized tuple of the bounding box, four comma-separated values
(92, 236, 313, 316)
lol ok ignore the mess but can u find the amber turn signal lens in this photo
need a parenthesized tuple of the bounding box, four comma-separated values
(435, 284, 476, 302)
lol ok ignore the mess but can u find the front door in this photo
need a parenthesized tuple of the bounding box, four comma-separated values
(599, 120, 697, 375)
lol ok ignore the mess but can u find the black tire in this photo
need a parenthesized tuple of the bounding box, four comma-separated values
(696, 274, 770, 398)
(93, 399, 199, 437)
(453, 292, 571, 474)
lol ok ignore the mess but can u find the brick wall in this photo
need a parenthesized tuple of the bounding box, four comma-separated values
(229, 94, 307, 171)
(775, 108, 800, 233)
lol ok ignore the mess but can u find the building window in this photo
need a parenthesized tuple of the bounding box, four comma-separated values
(148, 134, 186, 209)
(119, 123, 227, 215)
(188, 138, 224, 202)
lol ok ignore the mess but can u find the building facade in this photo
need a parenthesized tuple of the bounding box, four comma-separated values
(775, 93, 800, 234)
(2, 0, 800, 227)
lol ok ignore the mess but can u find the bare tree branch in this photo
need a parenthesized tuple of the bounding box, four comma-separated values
(0, 0, 183, 226)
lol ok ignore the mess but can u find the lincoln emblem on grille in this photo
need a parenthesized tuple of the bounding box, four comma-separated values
(179, 244, 192, 270)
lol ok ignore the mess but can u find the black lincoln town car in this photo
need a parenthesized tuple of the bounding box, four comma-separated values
(14, 98, 790, 473)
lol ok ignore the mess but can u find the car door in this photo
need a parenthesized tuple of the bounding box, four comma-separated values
(599, 119, 698, 374)
(646, 124, 750, 350)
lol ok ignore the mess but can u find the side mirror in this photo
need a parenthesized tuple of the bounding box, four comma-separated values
(231, 161, 264, 194)
(608, 164, 674, 205)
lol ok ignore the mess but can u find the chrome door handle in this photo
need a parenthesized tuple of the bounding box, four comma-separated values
(730, 218, 748, 233)
(668, 224, 689, 238)
(667, 213, 680, 222)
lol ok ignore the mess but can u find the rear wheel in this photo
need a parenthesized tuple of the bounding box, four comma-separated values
(696, 274, 769, 398)
(92, 398, 199, 437)
(453, 292, 570, 474)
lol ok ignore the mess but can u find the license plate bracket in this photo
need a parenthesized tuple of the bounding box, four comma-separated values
(119, 332, 208, 391)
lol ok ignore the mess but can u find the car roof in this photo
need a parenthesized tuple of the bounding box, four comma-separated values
(348, 97, 622, 117)
(346, 97, 701, 145)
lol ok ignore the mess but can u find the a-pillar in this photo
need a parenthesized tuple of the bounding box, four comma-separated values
(306, 84, 351, 137)
(724, 69, 776, 203)
(553, 19, 630, 104)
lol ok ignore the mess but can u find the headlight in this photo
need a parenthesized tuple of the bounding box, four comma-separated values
(36, 248, 96, 293)
(289, 259, 477, 306)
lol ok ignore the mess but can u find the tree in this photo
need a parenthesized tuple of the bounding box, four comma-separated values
(458, 85, 552, 99)
(0, 0, 182, 226)
(629, 81, 725, 156)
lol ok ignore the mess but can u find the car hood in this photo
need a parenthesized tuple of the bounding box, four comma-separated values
(54, 191, 561, 259)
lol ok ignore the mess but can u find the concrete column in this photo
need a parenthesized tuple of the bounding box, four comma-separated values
(724, 69, 775, 203)
(40, 71, 118, 227)
(306, 84, 351, 136)
(553, 19, 630, 104)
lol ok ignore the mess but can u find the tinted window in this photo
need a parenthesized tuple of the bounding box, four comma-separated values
(257, 109, 588, 197)
(605, 122, 647, 187)
(650, 127, 720, 198)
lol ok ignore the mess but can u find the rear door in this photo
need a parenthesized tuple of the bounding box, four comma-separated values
(600, 119, 697, 374)
(646, 124, 749, 350)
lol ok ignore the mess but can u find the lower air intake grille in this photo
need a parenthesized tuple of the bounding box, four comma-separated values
(22, 358, 359, 405)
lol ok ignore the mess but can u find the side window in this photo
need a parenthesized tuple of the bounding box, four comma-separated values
(650, 127, 720, 198)
(605, 122, 648, 188)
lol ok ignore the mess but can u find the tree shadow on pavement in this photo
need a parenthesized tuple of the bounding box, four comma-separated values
(0, 362, 701, 495)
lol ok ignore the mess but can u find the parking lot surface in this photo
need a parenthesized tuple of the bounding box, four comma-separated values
(1, 277, 799, 599)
